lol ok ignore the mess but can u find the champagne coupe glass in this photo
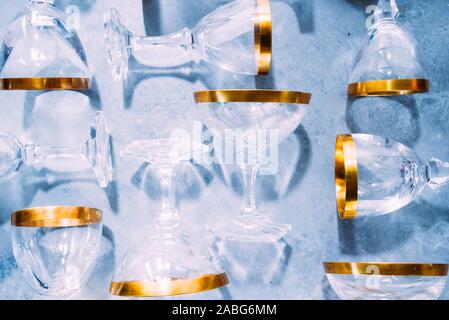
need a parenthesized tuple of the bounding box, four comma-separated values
(324, 262, 448, 300)
(348, 0, 429, 97)
(0, 111, 112, 188)
(110, 139, 229, 298)
(194, 89, 312, 242)
(0, 0, 91, 90)
(11, 206, 103, 298)
(335, 134, 449, 219)
(104, 0, 272, 81)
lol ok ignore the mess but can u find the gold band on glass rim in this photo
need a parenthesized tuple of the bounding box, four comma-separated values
(11, 206, 102, 228)
(255, 0, 272, 75)
(194, 89, 311, 104)
(323, 262, 449, 277)
(347, 79, 429, 97)
(0, 77, 90, 90)
(335, 134, 358, 219)
(109, 273, 229, 297)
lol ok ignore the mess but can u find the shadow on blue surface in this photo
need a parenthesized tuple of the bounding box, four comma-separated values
(346, 95, 421, 147)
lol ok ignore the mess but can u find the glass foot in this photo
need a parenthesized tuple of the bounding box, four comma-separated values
(104, 8, 130, 81)
(207, 214, 292, 243)
(86, 112, 113, 188)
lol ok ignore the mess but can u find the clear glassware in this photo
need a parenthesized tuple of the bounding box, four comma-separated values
(110, 139, 229, 298)
(335, 133, 449, 219)
(0, 111, 112, 188)
(348, 0, 429, 97)
(0, 0, 91, 90)
(324, 262, 448, 300)
(11, 206, 103, 298)
(194, 89, 311, 242)
(104, 0, 272, 81)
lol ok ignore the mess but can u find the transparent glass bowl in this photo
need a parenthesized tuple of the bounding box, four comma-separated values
(0, 0, 91, 90)
(11, 206, 103, 298)
(348, 0, 429, 97)
(335, 134, 449, 219)
(324, 262, 448, 300)
(110, 231, 228, 297)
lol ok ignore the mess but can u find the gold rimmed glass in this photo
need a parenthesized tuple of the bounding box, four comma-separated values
(324, 262, 448, 300)
(110, 138, 229, 298)
(194, 89, 311, 242)
(335, 134, 449, 219)
(104, 0, 272, 81)
(11, 206, 103, 298)
(0, 0, 91, 90)
(348, 0, 429, 97)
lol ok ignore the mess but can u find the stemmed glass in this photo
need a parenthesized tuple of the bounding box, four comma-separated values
(335, 134, 449, 219)
(324, 262, 448, 300)
(110, 139, 229, 297)
(104, 0, 272, 81)
(11, 206, 103, 298)
(0, 0, 91, 90)
(0, 111, 112, 188)
(348, 0, 429, 97)
(194, 89, 311, 242)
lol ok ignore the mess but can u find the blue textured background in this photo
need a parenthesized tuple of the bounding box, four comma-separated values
(0, 0, 449, 300)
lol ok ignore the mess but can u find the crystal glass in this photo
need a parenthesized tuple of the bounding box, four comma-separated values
(104, 0, 272, 81)
(0, 111, 112, 188)
(324, 262, 448, 300)
(110, 139, 229, 298)
(348, 0, 429, 97)
(194, 89, 311, 242)
(11, 206, 103, 298)
(0, 0, 91, 90)
(335, 134, 449, 219)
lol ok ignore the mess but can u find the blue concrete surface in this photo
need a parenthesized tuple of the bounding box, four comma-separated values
(0, 0, 449, 300)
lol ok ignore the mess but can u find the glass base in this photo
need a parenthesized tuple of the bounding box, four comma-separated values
(104, 8, 130, 81)
(87, 112, 113, 188)
(207, 213, 292, 243)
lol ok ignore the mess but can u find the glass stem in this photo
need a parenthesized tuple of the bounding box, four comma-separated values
(426, 158, 449, 189)
(240, 163, 261, 216)
(131, 28, 196, 67)
(155, 164, 181, 230)
(23, 142, 85, 166)
(375, 0, 399, 21)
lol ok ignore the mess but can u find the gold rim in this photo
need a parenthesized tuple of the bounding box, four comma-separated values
(11, 206, 102, 228)
(335, 134, 358, 219)
(0, 77, 91, 90)
(323, 262, 449, 277)
(255, 0, 272, 75)
(109, 273, 229, 297)
(194, 89, 311, 104)
(347, 79, 429, 97)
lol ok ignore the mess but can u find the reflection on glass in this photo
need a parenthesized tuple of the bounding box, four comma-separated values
(194, 90, 311, 242)
(0, 0, 91, 90)
(324, 262, 448, 300)
(335, 134, 449, 219)
(104, 0, 272, 81)
(11, 206, 103, 298)
(0, 111, 112, 188)
(348, 0, 429, 97)
(110, 139, 229, 298)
